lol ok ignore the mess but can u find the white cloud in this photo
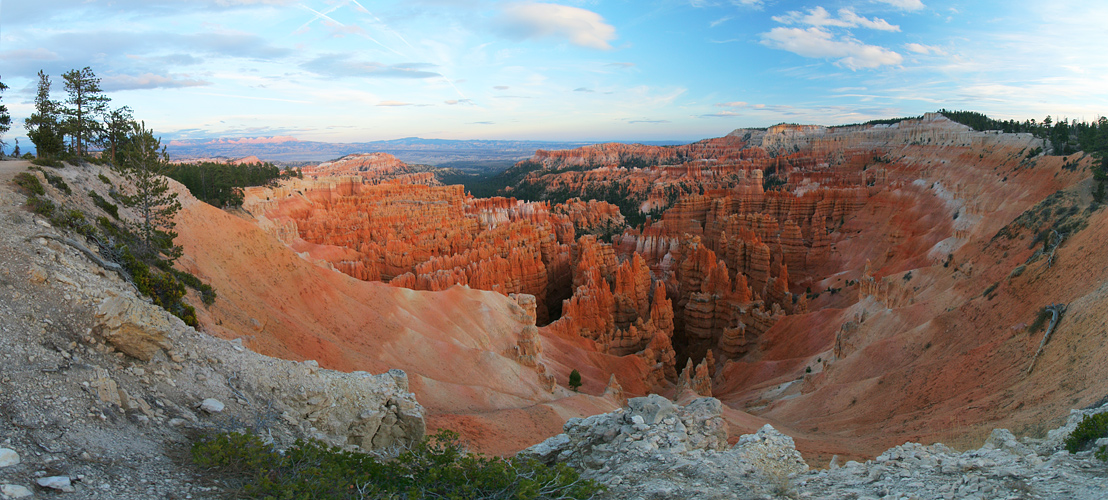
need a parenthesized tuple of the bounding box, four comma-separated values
(0, 48, 60, 61)
(715, 101, 794, 113)
(377, 100, 413, 106)
(495, 3, 616, 50)
(761, 27, 903, 69)
(874, 0, 926, 11)
(904, 43, 946, 55)
(690, 0, 763, 7)
(773, 7, 899, 32)
(100, 73, 211, 91)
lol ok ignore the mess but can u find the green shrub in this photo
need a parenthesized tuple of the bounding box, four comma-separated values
(89, 190, 120, 219)
(31, 157, 63, 168)
(30, 168, 72, 194)
(569, 369, 582, 391)
(171, 269, 217, 305)
(1064, 412, 1108, 454)
(98, 173, 112, 185)
(26, 195, 56, 218)
(120, 248, 198, 327)
(191, 430, 603, 499)
(13, 172, 45, 196)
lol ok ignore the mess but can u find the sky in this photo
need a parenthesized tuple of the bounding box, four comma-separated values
(1, 0, 1106, 145)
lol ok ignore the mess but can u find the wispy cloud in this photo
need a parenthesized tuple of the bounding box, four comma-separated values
(377, 100, 413, 106)
(126, 53, 205, 66)
(301, 54, 441, 79)
(187, 92, 311, 104)
(101, 73, 211, 91)
(0, 48, 60, 61)
(701, 111, 742, 118)
(495, 2, 617, 50)
(904, 43, 946, 55)
(874, 0, 926, 11)
(761, 27, 903, 69)
(715, 102, 794, 113)
(773, 7, 899, 32)
(688, 0, 763, 8)
(573, 87, 594, 93)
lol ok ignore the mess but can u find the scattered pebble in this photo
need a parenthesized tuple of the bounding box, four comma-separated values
(0, 449, 19, 468)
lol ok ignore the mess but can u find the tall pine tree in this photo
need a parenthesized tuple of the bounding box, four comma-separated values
(24, 71, 65, 159)
(117, 121, 181, 260)
(0, 75, 11, 151)
(101, 105, 134, 166)
(62, 66, 110, 157)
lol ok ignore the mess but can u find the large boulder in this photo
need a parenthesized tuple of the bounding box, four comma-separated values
(93, 292, 175, 361)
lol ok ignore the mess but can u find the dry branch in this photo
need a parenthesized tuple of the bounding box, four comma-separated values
(1027, 303, 1066, 375)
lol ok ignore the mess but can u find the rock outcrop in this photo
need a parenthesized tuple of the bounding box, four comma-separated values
(95, 291, 427, 451)
(524, 396, 1108, 500)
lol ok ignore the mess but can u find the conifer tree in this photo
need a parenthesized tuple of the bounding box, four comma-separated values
(118, 121, 181, 260)
(0, 75, 11, 149)
(24, 71, 65, 159)
(102, 105, 134, 165)
(62, 66, 110, 157)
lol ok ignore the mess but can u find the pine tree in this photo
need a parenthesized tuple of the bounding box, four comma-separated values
(101, 106, 134, 166)
(568, 369, 582, 391)
(0, 75, 11, 149)
(117, 121, 181, 260)
(24, 71, 65, 159)
(62, 66, 110, 157)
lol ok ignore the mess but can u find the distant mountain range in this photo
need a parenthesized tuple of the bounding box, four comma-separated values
(164, 136, 689, 167)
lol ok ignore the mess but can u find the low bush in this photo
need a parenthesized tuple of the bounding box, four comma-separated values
(1064, 412, 1108, 455)
(12, 172, 45, 196)
(26, 195, 56, 218)
(89, 190, 120, 219)
(39, 170, 72, 194)
(171, 268, 217, 305)
(31, 157, 64, 168)
(120, 248, 197, 327)
(191, 430, 603, 499)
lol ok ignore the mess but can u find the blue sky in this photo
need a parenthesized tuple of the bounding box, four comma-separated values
(1, 0, 1106, 144)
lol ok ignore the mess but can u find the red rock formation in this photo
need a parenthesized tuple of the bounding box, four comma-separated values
(204, 113, 1108, 463)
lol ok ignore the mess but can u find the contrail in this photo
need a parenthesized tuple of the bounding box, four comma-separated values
(293, 3, 345, 34)
(439, 74, 469, 101)
(347, 0, 419, 52)
(296, 3, 406, 58)
(348, 0, 370, 14)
